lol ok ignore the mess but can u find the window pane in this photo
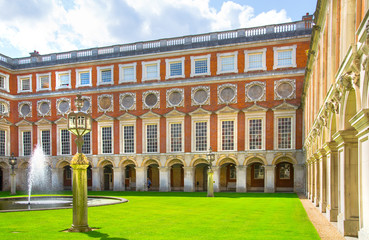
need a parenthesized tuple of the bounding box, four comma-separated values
(82, 132, 91, 154)
(41, 130, 51, 155)
(254, 164, 264, 179)
(40, 76, 49, 89)
(170, 62, 182, 76)
(249, 119, 262, 150)
(61, 129, 70, 154)
(102, 127, 112, 153)
(123, 125, 134, 153)
(123, 67, 134, 81)
(60, 74, 70, 86)
(195, 121, 207, 151)
(80, 72, 90, 85)
(23, 131, 32, 156)
(222, 120, 234, 150)
(0, 76, 5, 89)
(248, 53, 263, 69)
(146, 64, 158, 79)
(22, 79, 30, 91)
(194, 59, 207, 74)
(278, 117, 292, 149)
(279, 163, 291, 179)
(146, 124, 157, 152)
(170, 123, 182, 152)
(277, 50, 292, 66)
(221, 56, 234, 72)
(0, 130, 5, 156)
(101, 69, 112, 83)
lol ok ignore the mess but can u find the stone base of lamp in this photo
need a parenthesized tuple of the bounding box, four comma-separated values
(207, 169, 214, 197)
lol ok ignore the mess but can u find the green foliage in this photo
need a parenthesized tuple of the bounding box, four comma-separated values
(0, 192, 319, 240)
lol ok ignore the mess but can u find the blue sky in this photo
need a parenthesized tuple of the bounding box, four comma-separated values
(0, 0, 317, 58)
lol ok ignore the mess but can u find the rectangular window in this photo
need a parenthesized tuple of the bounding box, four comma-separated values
(97, 66, 114, 85)
(273, 45, 296, 69)
(21, 78, 30, 91)
(23, 131, 32, 156)
(82, 132, 91, 154)
(195, 121, 207, 151)
(40, 76, 50, 89)
(0, 130, 5, 156)
(248, 53, 263, 69)
(169, 62, 182, 77)
(170, 123, 182, 152)
(0, 76, 5, 89)
(146, 64, 158, 79)
(61, 129, 70, 155)
(277, 50, 292, 67)
(222, 120, 234, 150)
(79, 72, 90, 85)
(60, 74, 70, 87)
(220, 55, 235, 72)
(101, 69, 112, 83)
(249, 119, 262, 150)
(41, 130, 51, 155)
(254, 164, 264, 179)
(123, 125, 134, 153)
(146, 124, 158, 153)
(123, 67, 134, 81)
(278, 117, 292, 149)
(102, 127, 112, 154)
(194, 59, 208, 74)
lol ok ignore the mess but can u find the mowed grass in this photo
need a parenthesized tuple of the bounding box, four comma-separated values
(0, 191, 319, 240)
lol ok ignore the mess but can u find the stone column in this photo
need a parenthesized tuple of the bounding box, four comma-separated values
(91, 167, 100, 191)
(212, 166, 220, 192)
(293, 164, 305, 193)
(333, 129, 359, 236)
(183, 167, 195, 192)
(135, 167, 145, 191)
(314, 155, 320, 207)
(306, 162, 310, 198)
(323, 141, 339, 222)
(310, 160, 315, 201)
(10, 172, 16, 195)
(159, 167, 170, 192)
(264, 165, 275, 193)
(318, 149, 327, 213)
(236, 165, 246, 192)
(113, 167, 123, 191)
(51, 168, 64, 191)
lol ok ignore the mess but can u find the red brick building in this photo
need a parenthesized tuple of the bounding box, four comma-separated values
(0, 16, 312, 192)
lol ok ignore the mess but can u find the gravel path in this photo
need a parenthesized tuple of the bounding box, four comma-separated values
(298, 193, 345, 240)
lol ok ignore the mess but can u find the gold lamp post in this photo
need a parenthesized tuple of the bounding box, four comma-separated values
(8, 153, 17, 195)
(206, 147, 215, 197)
(67, 94, 92, 232)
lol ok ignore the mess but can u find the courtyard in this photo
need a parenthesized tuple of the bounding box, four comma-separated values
(0, 192, 319, 240)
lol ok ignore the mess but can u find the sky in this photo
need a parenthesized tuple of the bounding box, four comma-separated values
(0, 0, 317, 58)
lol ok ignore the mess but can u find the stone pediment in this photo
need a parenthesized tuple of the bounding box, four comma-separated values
(54, 117, 68, 125)
(117, 112, 137, 121)
(243, 104, 269, 112)
(0, 118, 12, 126)
(188, 107, 212, 116)
(215, 106, 239, 115)
(140, 111, 161, 119)
(272, 101, 298, 111)
(15, 119, 33, 126)
(164, 109, 186, 118)
(95, 114, 115, 122)
(35, 118, 53, 125)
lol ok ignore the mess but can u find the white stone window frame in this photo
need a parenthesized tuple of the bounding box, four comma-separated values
(217, 83, 237, 104)
(166, 117, 185, 153)
(245, 81, 266, 102)
(244, 48, 267, 72)
(0, 125, 10, 156)
(217, 51, 238, 74)
(57, 125, 71, 155)
(76, 68, 92, 87)
(190, 54, 211, 77)
(0, 99, 10, 117)
(119, 92, 136, 111)
(0, 73, 10, 92)
(119, 63, 137, 83)
(166, 88, 184, 108)
(38, 125, 52, 156)
(97, 65, 114, 86)
(217, 114, 238, 152)
(55, 70, 71, 90)
(18, 126, 32, 157)
(165, 57, 185, 79)
(191, 115, 210, 152)
(273, 110, 296, 150)
(142, 90, 160, 109)
(56, 98, 71, 115)
(273, 45, 297, 69)
(142, 60, 161, 81)
(191, 86, 210, 106)
(37, 99, 51, 117)
(274, 79, 296, 100)
(36, 73, 51, 91)
(120, 120, 136, 154)
(98, 121, 114, 154)
(17, 74, 32, 93)
(245, 112, 266, 151)
(142, 119, 160, 154)
(18, 101, 32, 118)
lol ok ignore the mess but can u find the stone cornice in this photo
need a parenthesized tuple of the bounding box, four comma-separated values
(332, 129, 358, 147)
(349, 109, 369, 137)
(322, 141, 338, 153)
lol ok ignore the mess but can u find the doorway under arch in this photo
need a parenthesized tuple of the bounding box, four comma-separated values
(219, 163, 236, 192)
(275, 162, 294, 192)
(147, 164, 159, 191)
(87, 165, 92, 190)
(63, 165, 72, 190)
(247, 162, 264, 192)
(125, 164, 136, 191)
(195, 163, 208, 191)
(170, 163, 184, 191)
(103, 164, 113, 190)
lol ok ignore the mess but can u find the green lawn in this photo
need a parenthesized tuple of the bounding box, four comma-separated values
(0, 191, 319, 240)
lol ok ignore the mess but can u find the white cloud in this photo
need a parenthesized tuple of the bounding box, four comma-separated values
(0, 0, 292, 57)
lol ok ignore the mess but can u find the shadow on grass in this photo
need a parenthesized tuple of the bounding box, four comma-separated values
(83, 230, 128, 240)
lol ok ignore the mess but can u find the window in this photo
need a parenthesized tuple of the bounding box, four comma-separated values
(123, 125, 135, 153)
(0, 73, 9, 92)
(254, 164, 264, 179)
(217, 52, 238, 74)
(56, 71, 71, 89)
(0, 75, 5, 89)
(97, 66, 114, 85)
(36, 73, 51, 91)
(273, 45, 297, 69)
(0, 130, 5, 156)
(245, 48, 267, 72)
(76, 68, 92, 87)
(277, 117, 292, 149)
(221, 120, 234, 151)
(249, 119, 262, 150)
(102, 126, 112, 154)
(146, 124, 158, 153)
(170, 123, 182, 152)
(191, 55, 211, 77)
(279, 163, 291, 179)
(60, 129, 70, 155)
(41, 130, 51, 155)
(195, 121, 207, 151)
(119, 63, 137, 83)
(23, 131, 32, 156)
(82, 132, 91, 154)
(166, 58, 185, 79)
(142, 60, 160, 81)
(18, 75, 32, 93)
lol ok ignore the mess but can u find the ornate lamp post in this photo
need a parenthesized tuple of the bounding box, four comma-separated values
(8, 153, 17, 195)
(206, 147, 215, 197)
(67, 94, 92, 232)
